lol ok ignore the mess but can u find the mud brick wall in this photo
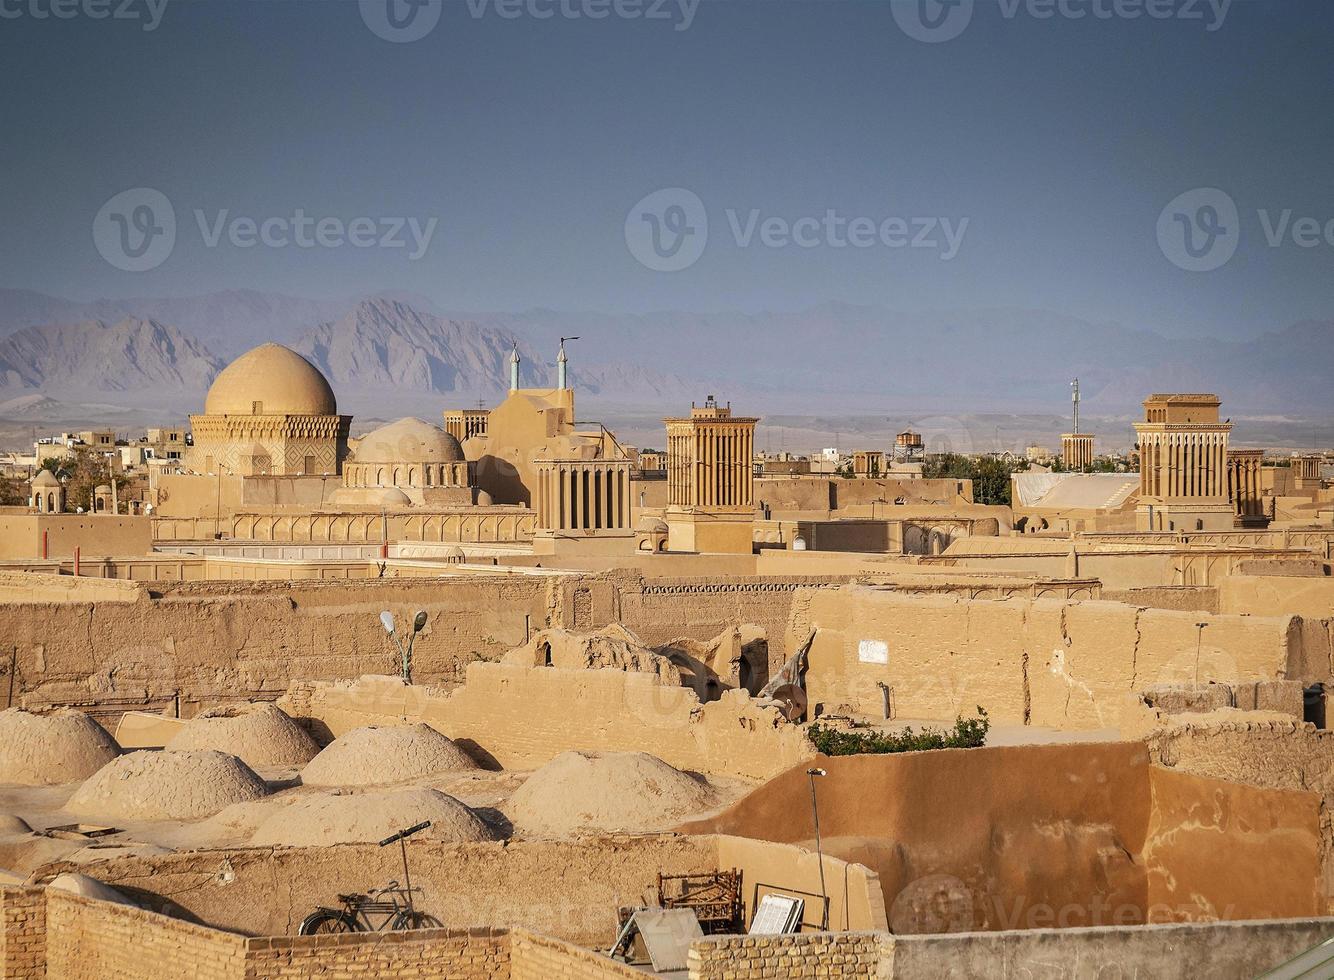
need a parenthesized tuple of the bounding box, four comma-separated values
(244, 926, 509, 979)
(44, 890, 246, 980)
(0, 888, 45, 980)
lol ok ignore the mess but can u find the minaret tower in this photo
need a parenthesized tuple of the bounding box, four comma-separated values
(509, 343, 521, 392)
(557, 336, 579, 390)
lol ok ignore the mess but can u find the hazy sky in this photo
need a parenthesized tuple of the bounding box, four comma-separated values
(3, 0, 1333, 339)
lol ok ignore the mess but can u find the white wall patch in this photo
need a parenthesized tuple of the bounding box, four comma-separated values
(858, 639, 889, 665)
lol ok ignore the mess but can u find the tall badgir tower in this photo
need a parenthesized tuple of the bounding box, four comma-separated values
(664, 396, 758, 554)
(1133, 393, 1233, 532)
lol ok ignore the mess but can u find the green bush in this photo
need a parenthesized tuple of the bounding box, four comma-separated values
(807, 707, 989, 756)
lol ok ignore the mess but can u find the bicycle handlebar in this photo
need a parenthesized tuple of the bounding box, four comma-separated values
(367, 880, 400, 898)
(378, 820, 432, 847)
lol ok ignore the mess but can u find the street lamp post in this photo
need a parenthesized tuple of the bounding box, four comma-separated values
(380, 609, 429, 684)
(807, 767, 828, 930)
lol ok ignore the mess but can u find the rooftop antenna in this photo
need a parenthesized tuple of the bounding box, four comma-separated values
(1071, 378, 1081, 435)
(557, 336, 580, 390)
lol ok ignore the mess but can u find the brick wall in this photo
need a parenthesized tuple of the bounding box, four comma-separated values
(688, 931, 889, 979)
(0, 887, 45, 980)
(44, 890, 246, 980)
(510, 930, 644, 980)
(244, 926, 509, 979)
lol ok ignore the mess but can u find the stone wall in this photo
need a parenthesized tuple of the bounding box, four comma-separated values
(688, 932, 888, 980)
(280, 666, 815, 780)
(44, 890, 246, 980)
(794, 586, 1320, 731)
(0, 887, 44, 980)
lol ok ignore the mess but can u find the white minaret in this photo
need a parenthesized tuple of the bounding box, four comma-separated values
(509, 342, 520, 392)
(557, 336, 579, 390)
(1071, 377, 1081, 434)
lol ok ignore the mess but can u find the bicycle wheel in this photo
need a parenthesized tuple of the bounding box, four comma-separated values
(391, 910, 442, 931)
(298, 910, 359, 935)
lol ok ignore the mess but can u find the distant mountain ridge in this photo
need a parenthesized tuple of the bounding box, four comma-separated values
(0, 288, 1330, 415)
(0, 317, 223, 395)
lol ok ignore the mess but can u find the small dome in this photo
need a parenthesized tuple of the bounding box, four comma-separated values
(374, 488, 412, 507)
(636, 516, 668, 533)
(94, 484, 111, 495)
(352, 418, 464, 464)
(31, 470, 60, 487)
(475, 490, 494, 506)
(204, 344, 337, 416)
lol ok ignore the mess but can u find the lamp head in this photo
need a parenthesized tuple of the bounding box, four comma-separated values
(807, 768, 827, 777)
(379, 610, 395, 634)
(412, 610, 428, 633)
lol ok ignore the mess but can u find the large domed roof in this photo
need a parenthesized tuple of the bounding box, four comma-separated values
(204, 344, 337, 416)
(352, 418, 465, 464)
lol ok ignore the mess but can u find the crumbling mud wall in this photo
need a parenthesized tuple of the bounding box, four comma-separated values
(792, 586, 1323, 731)
(0, 575, 561, 718)
(612, 575, 845, 674)
(280, 666, 814, 780)
(31, 835, 881, 947)
(1145, 767, 1320, 921)
(0, 569, 849, 718)
(1147, 716, 1334, 909)
(679, 743, 1321, 933)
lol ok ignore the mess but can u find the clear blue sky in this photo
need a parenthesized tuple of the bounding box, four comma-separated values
(2, 0, 1332, 339)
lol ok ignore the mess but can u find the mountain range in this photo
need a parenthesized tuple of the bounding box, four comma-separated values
(0, 288, 1331, 426)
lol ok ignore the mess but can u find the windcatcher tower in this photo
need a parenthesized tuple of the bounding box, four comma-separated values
(663, 396, 758, 554)
(1133, 393, 1233, 532)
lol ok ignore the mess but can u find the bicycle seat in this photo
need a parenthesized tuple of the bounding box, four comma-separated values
(336, 893, 366, 904)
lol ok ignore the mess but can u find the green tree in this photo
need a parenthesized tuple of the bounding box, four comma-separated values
(922, 453, 1028, 506)
(0, 475, 26, 506)
(40, 449, 127, 512)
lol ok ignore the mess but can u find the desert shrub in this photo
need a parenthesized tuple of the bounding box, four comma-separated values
(807, 707, 988, 756)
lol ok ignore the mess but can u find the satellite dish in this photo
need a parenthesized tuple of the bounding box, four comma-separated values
(379, 610, 395, 634)
(412, 610, 428, 633)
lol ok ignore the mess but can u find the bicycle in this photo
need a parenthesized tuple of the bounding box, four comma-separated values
(298, 820, 442, 935)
